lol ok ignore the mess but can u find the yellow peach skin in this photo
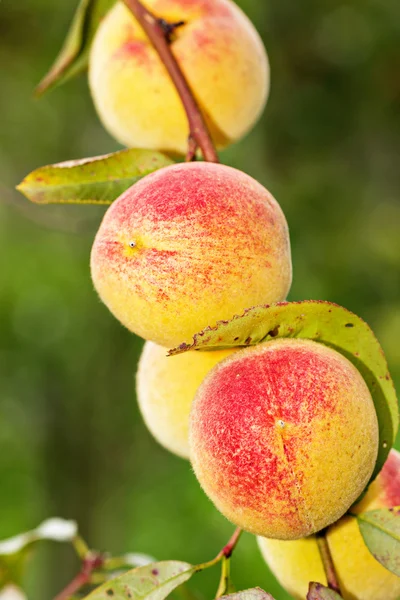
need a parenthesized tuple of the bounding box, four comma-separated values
(90, 162, 292, 348)
(88, 0, 269, 154)
(136, 342, 236, 458)
(257, 449, 400, 600)
(189, 339, 379, 540)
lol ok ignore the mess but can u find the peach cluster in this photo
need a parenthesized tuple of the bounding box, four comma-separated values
(87, 0, 394, 597)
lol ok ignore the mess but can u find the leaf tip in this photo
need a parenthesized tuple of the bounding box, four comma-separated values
(34, 72, 55, 97)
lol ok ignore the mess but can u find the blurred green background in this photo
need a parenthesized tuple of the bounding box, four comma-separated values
(1, 0, 399, 597)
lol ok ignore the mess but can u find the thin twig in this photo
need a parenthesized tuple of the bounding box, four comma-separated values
(220, 527, 242, 559)
(122, 0, 219, 163)
(53, 553, 104, 600)
(316, 530, 342, 595)
(195, 527, 243, 572)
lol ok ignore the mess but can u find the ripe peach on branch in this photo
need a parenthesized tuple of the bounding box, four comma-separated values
(189, 338, 379, 540)
(91, 162, 292, 347)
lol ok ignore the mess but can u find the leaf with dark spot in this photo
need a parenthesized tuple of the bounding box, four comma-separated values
(357, 507, 400, 575)
(307, 582, 343, 599)
(169, 300, 398, 480)
(16, 149, 174, 205)
(83, 560, 195, 600)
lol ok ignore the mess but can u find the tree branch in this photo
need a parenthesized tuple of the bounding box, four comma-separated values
(53, 553, 104, 600)
(316, 530, 342, 595)
(122, 0, 219, 163)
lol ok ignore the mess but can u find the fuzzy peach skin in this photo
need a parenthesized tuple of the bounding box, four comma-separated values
(136, 342, 236, 458)
(189, 338, 379, 540)
(90, 162, 292, 348)
(88, 0, 269, 154)
(257, 449, 400, 600)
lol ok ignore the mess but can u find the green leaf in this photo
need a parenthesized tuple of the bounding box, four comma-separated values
(169, 300, 399, 480)
(220, 588, 276, 600)
(84, 560, 195, 599)
(0, 518, 78, 557)
(35, 0, 115, 95)
(307, 583, 343, 599)
(357, 507, 400, 576)
(16, 149, 174, 205)
(0, 518, 78, 589)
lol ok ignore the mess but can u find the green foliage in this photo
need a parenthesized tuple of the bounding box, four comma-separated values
(170, 300, 398, 480)
(35, 0, 115, 95)
(16, 149, 174, 204)
(357, 507, 400, 576)
(84, 561, 195, 600)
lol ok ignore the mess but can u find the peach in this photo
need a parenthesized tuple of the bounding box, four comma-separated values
(189, 338, 379, 540)
(136, 342, 236, 458)
(90, 162, 291, 347)
(257, 449, 400, 600)
(88, 0, 269, 154)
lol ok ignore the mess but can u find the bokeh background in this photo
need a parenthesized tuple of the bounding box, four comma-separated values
(1, 0, 399, 597)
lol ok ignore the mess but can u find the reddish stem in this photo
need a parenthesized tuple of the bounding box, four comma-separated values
(53, 554, 104, 600)
(219, 527, 242, 560)
(122, 0, 219, 163)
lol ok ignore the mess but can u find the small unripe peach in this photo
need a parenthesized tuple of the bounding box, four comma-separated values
(89, 0, 269, 154)
(189, 338, 379, 540)
(257, 449, 400, 600)
(90, 162, 291, 347)
(136, 342, 236, 458)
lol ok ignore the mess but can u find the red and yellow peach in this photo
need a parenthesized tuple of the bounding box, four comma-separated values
(90, 162, 292, 347)
(189, 338, 379, 540)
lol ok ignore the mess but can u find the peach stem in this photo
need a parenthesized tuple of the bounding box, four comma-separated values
(53, 553, 105, 600)
(195, 527, 243, 572)
(316, 529, 342, 595)
(122, 0, 220, 163)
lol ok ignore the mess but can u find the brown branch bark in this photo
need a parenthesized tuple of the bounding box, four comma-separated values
(316, 530, 342, 595)
(122, 0, 219, 163)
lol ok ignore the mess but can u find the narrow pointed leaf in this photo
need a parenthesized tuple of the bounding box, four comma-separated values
(307, 583, 343, 599)
(0, 518, 77, 557)
(36, 0, 115, 95)
(84, 560, 195, 600)
(357, 507, 400, 575)
(16, 149, 174, 205)
(0, 518, 78, 589)
(170, 300, 398, 480)
(220, 589, 276, 600)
